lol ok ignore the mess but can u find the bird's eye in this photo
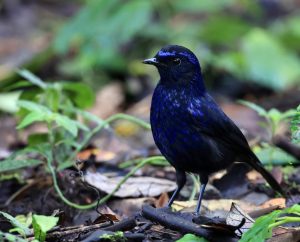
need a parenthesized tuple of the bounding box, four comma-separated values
(173, 58, 181, 65)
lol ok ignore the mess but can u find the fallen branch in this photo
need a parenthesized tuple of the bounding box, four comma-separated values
(141, 205, 239, 242)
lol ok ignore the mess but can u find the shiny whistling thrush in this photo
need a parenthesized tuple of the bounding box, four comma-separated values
(143, 45, 285, 215)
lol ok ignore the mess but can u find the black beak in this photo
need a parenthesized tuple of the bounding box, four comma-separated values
(142, 57, 159, 66)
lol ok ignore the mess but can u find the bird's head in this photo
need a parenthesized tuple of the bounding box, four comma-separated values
(143, 45, 203, 86)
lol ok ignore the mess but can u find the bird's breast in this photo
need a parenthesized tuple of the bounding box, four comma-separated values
(150, 84, 234, 174)
(150, 86, 207, 166)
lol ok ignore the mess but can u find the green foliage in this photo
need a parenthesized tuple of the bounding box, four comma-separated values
(0, 70, 96, 173)
(17, 69, 95, 110)
(220, 29, 300, 89)
(0, 211, 31, 237)
(32, 215, 59, 242)
(0, 158, 42, 173)
(0, 92, 21, 113)
(243, 29, 300, 89)
(239, 100, 296, 139)
(0, 211, 58, 242)
(54, 0, 152, 77)
(53, 0, 300, 90)
(291, 104, 300, 143)
(240, 204, 300, 242)
(0, 70, 155, 210)
(100, 231, 126, 242)
(176, 234, 209, 242)
(254, 143, 298, 166)
(239, 101, 299, 165)
(0, 232, 28, 242)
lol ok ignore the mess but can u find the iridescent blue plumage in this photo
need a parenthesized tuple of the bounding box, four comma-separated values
(144, 45, 285, 215)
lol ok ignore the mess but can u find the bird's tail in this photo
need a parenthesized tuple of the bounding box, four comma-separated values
(248, 154, 286, 197)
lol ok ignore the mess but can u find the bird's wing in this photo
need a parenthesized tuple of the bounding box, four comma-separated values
(188, 94, 251, 155)
(188, 94, 286, 197)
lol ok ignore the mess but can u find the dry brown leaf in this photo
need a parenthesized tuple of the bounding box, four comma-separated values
(173, 199, 257, 213)
(109, 197, 155, 216)
(85, 172, 176, 198)
(155, 192, 169, 208)
(88, 82, 124, 118)
(77, 148, 116, 162)
(260, 198, 286, 209)
(226, 203, 255, 236)
(246, 170, 263, 182)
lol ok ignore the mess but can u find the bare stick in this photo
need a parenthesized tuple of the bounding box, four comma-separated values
(142, 205, 239, 242)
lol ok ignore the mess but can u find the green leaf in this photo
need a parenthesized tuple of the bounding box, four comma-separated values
(18, 100, 51, 114)
(73, 120, 89, 132)
(28, 133, 49, 146)
(55, 114, 78, 136)
(271, 16, 300, 51)
(0, 92, 21, 113)
(45, 87, 60, 112)
(240, 210, 281, 242)
(0, 231, 28, 242)
(73, 108, 105, 125)
(176, 234, 210, 242)
(100, 231, 126, 241)
(61, 82, 95, 109)
(0, 211, 31, 236)
(241, 29, 300, 89)
(173, 0, 236, 13)
(200, 15, 251, 46)
(291, 106, 300, 143)
(254, 144, 299, 166)
(29, 143, 53, 161)
(0, 159, 42, 173)
(239, 100, 268, 117)
(32, 215, 59, 242)
(17, 111, 46, 129)
(240, 204, 300, 242)
(17, 69, 47, 89)
(281, 109, 297, 120)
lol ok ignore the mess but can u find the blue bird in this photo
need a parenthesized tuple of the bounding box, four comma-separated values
(143, 45, 285, 215)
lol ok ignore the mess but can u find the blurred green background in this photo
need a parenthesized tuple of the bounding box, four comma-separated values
(1, 0, 300, 110)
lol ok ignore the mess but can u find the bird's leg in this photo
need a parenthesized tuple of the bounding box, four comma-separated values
(195, 175, 208, 216)
(167, 170, 186, 208)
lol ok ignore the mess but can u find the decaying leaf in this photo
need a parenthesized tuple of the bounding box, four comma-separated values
(173, 199, 257, 214)
(226, 203, 255, 236)
(77, 148, 116, 162)
(85, 171, 176, 197)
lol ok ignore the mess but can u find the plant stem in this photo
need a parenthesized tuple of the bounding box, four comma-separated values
(268, 216, 300, 229)
(48, 156, 164, 210)
(60, 113, 151, 170)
